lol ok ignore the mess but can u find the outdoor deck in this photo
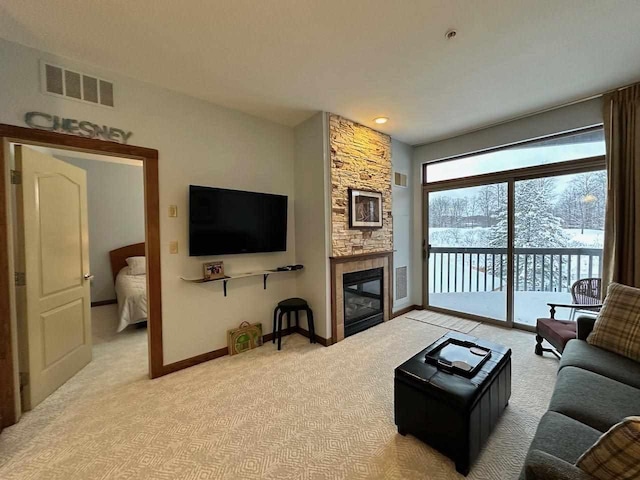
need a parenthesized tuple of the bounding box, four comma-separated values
(428, 246, 602, 326)
(428, 291, 596, 326)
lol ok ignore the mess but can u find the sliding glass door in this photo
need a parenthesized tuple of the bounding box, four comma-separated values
(513, 171, 606, 326)
(422, 127, 607, 330)
(426, 183, 509, 323)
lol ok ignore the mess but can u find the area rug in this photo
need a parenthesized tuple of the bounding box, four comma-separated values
(0, 311, 558, 480)
(406, 309, 480, 334)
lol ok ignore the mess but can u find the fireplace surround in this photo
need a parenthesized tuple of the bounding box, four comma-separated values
(330, 251, 393, 343)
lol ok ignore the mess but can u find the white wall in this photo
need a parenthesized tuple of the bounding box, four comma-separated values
(412, 98, 604, 164)
(293, 112, 331, 338)
(411, 97, 605, 305)
(391, 138, 414, 311)
(58, 156, 144, 303)
(0, 38, 297, 365)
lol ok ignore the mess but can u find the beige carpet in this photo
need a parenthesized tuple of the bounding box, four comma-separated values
(0, 310, 560, 480)
(405, 310, 480, 334)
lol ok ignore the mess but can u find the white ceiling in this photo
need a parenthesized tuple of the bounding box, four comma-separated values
(1, 0, 639, 145)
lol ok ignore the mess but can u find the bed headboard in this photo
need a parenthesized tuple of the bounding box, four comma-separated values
(109, 242, 146, 283)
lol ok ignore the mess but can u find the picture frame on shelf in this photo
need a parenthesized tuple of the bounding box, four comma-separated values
(348, 188, 383, 228)
(203, 261, 225, 280)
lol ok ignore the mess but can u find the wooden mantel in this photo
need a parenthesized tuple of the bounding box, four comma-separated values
(329, 250, 394, 262)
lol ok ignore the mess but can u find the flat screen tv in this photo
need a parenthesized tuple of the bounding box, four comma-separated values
(189, 185, 288, 256)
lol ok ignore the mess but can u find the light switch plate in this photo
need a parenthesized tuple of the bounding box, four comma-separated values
(168, 205, 178, 217)
(169, 241, 178, 254)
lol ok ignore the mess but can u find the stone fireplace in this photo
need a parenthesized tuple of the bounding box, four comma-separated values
(327, 114, 393, 343)
(328, 114, 393, 343)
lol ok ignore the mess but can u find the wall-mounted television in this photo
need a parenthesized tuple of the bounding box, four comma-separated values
(189, 185, 288, 256)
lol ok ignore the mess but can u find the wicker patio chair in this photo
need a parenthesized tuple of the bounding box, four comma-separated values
(548, 277, 603, 321)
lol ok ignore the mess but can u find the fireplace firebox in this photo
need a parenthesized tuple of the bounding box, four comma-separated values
(343, 267, 384, 337)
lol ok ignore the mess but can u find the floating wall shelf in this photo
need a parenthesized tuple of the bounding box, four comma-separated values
(180, 267, 303, 297)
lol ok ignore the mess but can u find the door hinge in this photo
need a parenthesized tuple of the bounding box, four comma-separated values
(10, 170, 22, 185)
(19, 372, 29, 388)
(14, 272, 26, 286)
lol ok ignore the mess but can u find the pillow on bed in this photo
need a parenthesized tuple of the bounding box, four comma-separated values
(126, 256, 146, 275)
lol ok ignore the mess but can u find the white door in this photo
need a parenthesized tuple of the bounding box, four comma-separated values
(15, 145, 92, 410)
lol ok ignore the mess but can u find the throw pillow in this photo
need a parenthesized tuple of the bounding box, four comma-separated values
(576, 416, 640, 479)
(126, 256, 146, 275)
(587, 282, 640, 362)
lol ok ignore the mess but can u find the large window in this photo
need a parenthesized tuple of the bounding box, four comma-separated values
(425, 127, 605, 183)
(423, 127, 606, 329)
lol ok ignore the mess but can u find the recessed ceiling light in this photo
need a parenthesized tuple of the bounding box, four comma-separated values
(374, 117, 388, 124)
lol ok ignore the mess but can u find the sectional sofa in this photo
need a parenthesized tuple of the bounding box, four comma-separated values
(520, 316, 640, 479)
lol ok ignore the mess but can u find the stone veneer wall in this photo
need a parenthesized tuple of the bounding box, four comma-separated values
(329, 114, 393, 256)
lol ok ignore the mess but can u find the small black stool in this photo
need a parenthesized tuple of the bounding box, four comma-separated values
(273, 298, 315, 350)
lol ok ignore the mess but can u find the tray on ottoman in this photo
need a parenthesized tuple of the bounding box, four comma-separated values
(424, 337, 492, 377)
(394, 331, 511, 475)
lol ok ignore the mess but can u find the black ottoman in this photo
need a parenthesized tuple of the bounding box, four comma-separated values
(394, 331, 511, 475)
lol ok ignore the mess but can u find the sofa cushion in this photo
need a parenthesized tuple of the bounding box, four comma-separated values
(527, 411, 602, 465)
(587, 282, 640, 362)
(549, 366, 640, 432)
(524, 450, 597, 480)
(560, 340, 640, 389)
(576, 416, 640, 480)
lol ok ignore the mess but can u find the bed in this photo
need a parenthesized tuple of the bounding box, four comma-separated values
(109, 243, 148, 332)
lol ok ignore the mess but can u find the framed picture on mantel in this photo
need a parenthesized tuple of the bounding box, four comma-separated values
(348, 188, 383, 228)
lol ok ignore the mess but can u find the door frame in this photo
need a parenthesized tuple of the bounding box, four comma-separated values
(0, 124, 163, 428)
(421, 155, 607, 330)
(422, 179, 514, 329)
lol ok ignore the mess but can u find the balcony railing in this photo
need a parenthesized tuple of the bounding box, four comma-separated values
(428, 247, 603, 294)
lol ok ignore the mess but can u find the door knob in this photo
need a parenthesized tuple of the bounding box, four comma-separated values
(84, 274, 94, 280)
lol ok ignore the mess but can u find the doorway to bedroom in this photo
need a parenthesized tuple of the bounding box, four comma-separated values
(0, 124, 167, 430)
(9, 144, 148, 412)
(61, 153, 148, 337)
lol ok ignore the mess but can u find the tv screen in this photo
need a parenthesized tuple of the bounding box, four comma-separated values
(189, 185, 288, 256)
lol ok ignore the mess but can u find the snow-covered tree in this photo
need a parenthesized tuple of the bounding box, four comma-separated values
(489, 178, 569, 247)
(489, 178, 570, 290)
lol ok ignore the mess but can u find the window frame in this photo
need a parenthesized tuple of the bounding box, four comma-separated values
(422, 125, 605, 186)
(421, 126, 607, 332)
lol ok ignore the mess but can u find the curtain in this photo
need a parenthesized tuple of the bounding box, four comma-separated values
(602, 84, 640, 292)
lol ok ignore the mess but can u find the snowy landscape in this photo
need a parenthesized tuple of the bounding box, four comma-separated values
(426, 171, 605, 325)
(429, 227, 604, 249)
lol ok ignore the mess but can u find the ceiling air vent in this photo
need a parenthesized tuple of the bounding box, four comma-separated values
(41, 62, 114, 107)
(394, 172, 408, 187)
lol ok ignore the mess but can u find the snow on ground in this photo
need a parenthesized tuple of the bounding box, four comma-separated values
(430, 291, 597, 326)
(429, 227, 604, 248)
(563, 229, 604, 248)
